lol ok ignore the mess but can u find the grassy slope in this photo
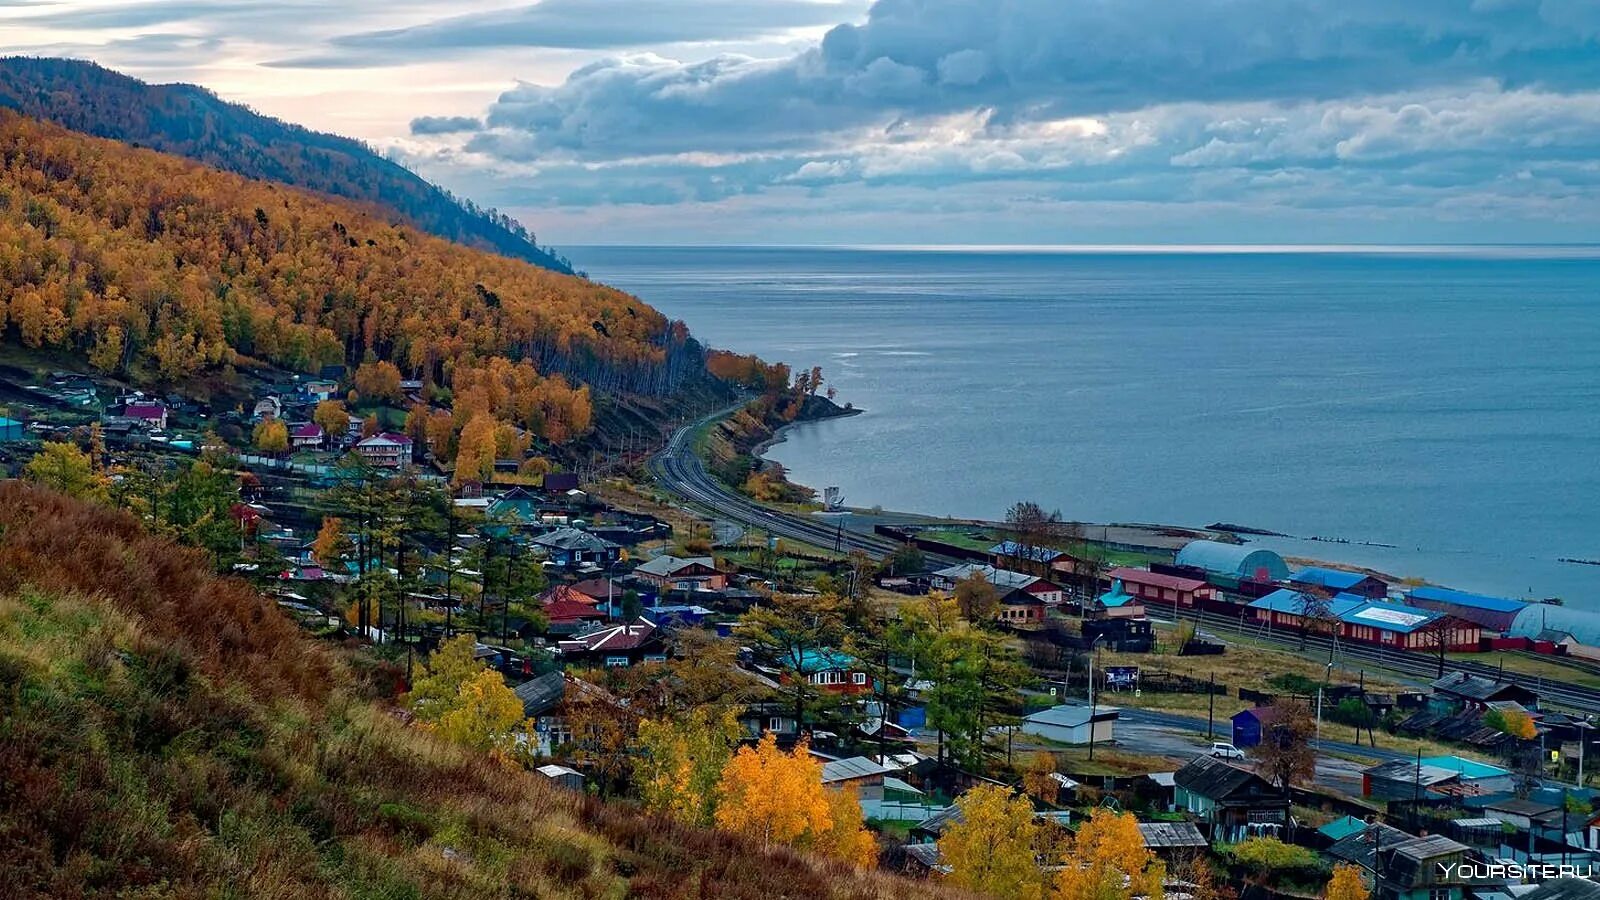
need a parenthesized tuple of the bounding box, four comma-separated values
(0, 483, 957, 899)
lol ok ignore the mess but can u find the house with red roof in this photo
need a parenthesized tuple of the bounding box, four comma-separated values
(1107, 567, 1214, 609)
(556, 618, 666, 668)
(119, 401, 168, 430)
(290, 422, 324, 450)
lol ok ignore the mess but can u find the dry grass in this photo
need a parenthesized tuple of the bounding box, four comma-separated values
(0, 483, 968, 900)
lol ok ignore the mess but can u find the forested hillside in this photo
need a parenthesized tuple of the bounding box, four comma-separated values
(0, 111, 708, 448)
(0, 57, 574, 274)
(0, 482, 949, 899)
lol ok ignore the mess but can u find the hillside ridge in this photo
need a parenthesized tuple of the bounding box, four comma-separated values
(0, 56, 574, 274)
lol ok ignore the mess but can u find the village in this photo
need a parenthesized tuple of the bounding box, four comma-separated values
(6, 363, 1600, 900)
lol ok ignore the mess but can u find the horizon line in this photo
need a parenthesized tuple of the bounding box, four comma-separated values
(562, 242, 1600, 257)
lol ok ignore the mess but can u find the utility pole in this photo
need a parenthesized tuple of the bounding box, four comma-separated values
(1208, 671, 1216, 739)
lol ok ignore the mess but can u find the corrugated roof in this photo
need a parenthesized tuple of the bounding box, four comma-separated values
(1249, 589, 1366, 619)
(1025, 704, 1120, 729)
(821, 756, 890, 783)
(989, 541, 1064, 562)
(1138, 822, 1207, 848)
(1108, 567, 1208, 592)
(1510, 604, 1600, 648)
(1417, 755, 1510, 780)
(1290, 567, 1380, 591)
(1340, 601, 1443, 634)
(1175, 540, 1288, 581)
(1407, 586, 1526, 614)
(1173, 756, 1269, 799)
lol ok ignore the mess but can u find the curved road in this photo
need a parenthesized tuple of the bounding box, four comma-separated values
(648, 407, 959, 563)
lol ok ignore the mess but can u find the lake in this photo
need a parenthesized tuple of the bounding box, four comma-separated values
(573, 245, 1600, 605)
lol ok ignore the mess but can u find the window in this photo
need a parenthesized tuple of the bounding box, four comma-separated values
(769, 717, 787, 733)
(852, 672, 867, 685)
(605, 655, 629, 667)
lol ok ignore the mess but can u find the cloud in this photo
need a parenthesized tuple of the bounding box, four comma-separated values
(458, 0, 1600, 163)
(410, 114, 482, 135)
(330, 0, 866, 55)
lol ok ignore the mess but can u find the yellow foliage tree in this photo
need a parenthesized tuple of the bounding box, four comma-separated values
(312, 516, 344, 566)
(313, 399, 349, 439)
(253, 417, 289, 452)
(633, 706, 741, 827)
(453, 412, 497, 485)
(1054, 808, 1166, 900)
(1325, 864, 1368, 900)
(406, 634, 486, 724)
(25, 441, 106, 501)
(714, 734, 874, 867)
(434, 669, 531, 758)
(938, 784, 1045, 900)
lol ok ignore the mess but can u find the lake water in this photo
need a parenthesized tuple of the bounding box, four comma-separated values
(574, 245, 1600, 605)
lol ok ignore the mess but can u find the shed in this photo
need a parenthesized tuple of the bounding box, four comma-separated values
(535, 764, 585, 791)
(1137, 822, 1208, 855)
(1417, 755, 1513, 793)
(0, 416, 23, 442)
(1174, 540, 1288, 583)
(1318, 815, 1369, 842)
(1021, 704, 1118, 745)
(1230, 706, 1280, 749)
(1360, 759, 1460, 800)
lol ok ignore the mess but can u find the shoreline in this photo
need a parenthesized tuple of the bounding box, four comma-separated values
(752, 411, 1580, 599)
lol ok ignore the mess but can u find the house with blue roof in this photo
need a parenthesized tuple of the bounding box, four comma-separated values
(1288, 566, 1389, 600)
(1406, 586, 1527, 633)
(0, 415, 24, 443)
(787, 648, 873, 695)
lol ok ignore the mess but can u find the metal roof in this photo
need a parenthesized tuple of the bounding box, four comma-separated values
(1174, 540, 1288, 581)
(1248, 589, 1366, 619)
(1138, 822, 1207, 848)
(1510, 604, 1600, 648)
(1417, 756, 1510, 780)
(1108, 567, 1208, 592)
(1024, 704, 1121, 729)
(989, 541, 1065, 562)
(1407, 586, 1526, 613)
(635, 555, 715, 576)
(821, 756, 890, 783)
(1290, 567, 1380, 591)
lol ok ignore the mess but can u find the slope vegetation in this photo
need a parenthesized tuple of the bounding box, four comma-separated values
(0, 57, 573, 273)
(0, 110, 704, 407)
(0, 482, 947, 899)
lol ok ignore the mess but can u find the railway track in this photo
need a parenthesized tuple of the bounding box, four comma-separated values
(647, 408, 960, 564)
(1164, 602, 1600, 716)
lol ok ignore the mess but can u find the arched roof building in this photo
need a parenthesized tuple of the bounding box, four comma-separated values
(1175, 540, 1289, 583)
(1509, 604, 1600, 649)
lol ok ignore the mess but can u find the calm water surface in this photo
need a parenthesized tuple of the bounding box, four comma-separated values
(574, 246, 1600, 604)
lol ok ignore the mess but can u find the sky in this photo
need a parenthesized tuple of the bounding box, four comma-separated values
(4, 0, 1600, 246)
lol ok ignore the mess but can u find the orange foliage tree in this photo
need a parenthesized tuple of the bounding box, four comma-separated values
(714, 734, 876, 867)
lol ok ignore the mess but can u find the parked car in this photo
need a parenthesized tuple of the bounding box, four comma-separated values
(1210, 742, 1246, 760)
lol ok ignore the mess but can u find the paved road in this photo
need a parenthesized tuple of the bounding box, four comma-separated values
(648, 407, 961, 564)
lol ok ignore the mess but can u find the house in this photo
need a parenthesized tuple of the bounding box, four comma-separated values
(1107, 567, 1213, 609)
(514, 670, 569, 718)
(1289, 566, 1389, 600)
(541, 595, 608, 633)
(739, 702, 801, 744)
(1173, 756, 1290, 843)
(535, 764, 585, 791)
(819, 756, 891, 817)
(556, 618, 666, 668)
(997, 589, 1048, 625)
(930, 563, 1064, 605)
(1249, 591, 1480, 651)
(301, 379, 339, 402)
(989, 541, 1066, 572)
(486, 486, 542, 525)
(253, 396, 283, 421)
(568, 577, 628, 605)
(1087, 579, 1147, 620)
(1360, 759, 1462, 801)
(289, 422, 324, 450)
(1327, 823, 1472, 900)
(531, 528, 620, 568)
(1174, 540, 1288, 583)
(1020, 704, 1118, 745)
(1481, 797, 1564, 833)
(1231, 706, 1283, 749)
(354, 432, 412, 468)
(1430, 671, 1539, 712)
(119, 401, 168, 430)
(634, 555, 726, 592)
(1137, 822, 1208, 858)
(0, 416, 23, 442)
(1318, 815, 1371, 843)
(1406, 586, 1527, 633)
(1248, 589, 1368, 633)
(794, 649, 874, 695)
